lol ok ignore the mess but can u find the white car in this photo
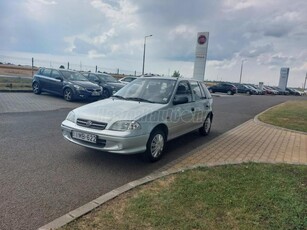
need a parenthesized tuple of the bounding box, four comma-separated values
(118, 76, 137, 85)
(61, 76, 213, 162)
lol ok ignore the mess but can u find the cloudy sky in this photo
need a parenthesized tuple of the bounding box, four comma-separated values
(0, 0, 307, 87)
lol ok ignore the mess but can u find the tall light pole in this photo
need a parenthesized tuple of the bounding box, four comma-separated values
(142, 34, 152, 75)
(239, 59, 246, 83)
(303, 72, 307, 91)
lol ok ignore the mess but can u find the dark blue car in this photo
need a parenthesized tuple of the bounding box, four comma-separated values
(32, 68, 102, 101)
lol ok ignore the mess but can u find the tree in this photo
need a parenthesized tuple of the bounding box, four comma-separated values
(172, 70, 180, 78)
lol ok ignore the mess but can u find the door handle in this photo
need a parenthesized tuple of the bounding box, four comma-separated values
(191, 107, 195, 112)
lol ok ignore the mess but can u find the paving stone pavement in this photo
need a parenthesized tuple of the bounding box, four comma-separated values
(0, 93, 83, 113)
(169, 119, 307, 170)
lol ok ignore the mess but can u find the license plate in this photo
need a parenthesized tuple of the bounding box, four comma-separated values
(92, 91, 100, 96)
(72, 131, 97, 143)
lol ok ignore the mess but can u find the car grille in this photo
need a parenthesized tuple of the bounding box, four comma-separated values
(87, 88, 101, 92)
(76, 119, 107, 130)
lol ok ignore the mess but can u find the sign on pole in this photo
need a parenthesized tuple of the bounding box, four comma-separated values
(193, 32, 209, 81)
(278, 67, 290, 91)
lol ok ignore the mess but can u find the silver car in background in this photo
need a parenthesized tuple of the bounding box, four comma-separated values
(61, 76, 213, 162)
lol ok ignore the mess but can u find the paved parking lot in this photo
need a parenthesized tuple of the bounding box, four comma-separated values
(0, 93, 83, 113)
(0, 92, 305, 230)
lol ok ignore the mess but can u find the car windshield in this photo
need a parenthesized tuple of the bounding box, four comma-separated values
(114, 78, 176, 104)
(97, 74, 118, 83)
(60, 70, 88, 81)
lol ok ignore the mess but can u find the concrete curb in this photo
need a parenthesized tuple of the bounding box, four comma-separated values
(254, 102, 307, 135)
(0, 89, 32, 93)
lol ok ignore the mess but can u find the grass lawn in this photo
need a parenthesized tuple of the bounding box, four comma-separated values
(61, 163, 307, 230)
(258, 100, 307, 132)
(0, 76, 32, 90)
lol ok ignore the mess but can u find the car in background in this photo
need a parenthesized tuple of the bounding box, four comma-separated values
(263, 86, 278, 95)
(81, 72, 125, 98)
(32, 68, 102, 101)
(119, 76, 137, 84)
(286, 88, 302, 96)
(270, 86, 289, 95)
(61, 76, 213, 162)
(208, 83, 237, 95)
(233, 83, 257, 95)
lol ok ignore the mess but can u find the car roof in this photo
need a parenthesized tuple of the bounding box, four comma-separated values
(139, 76, 203, 82)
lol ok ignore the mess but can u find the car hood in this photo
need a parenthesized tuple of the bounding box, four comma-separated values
(72, 81, 100, 89)
(73, 98, 166, 124)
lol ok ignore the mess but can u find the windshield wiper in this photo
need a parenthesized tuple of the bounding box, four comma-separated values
(111, 95, 126, 100)
(125, 97, 155, 103)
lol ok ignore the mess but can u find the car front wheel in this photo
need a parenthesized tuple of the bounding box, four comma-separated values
(144, 129, 165, 162)
(227, 90, 232, 95)
(102, 89, 111, 98)
(64, 88, 74, 101)
(32, 82, 41, 94)
(199, 115, 211, 136)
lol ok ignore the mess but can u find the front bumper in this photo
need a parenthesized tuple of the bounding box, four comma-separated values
(61, 120, 149, 154)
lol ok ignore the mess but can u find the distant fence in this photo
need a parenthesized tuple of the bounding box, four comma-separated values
(0, 55, 142, 77)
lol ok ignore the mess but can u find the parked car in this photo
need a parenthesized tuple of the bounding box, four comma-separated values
(119, 76, 137, 84)
(233, 83, 257, 95)
(270, 86, 289, 95)
(32, 68, 102, 101)
(81, 72, 125, 98)
(208, 83, 237, 95)
(262, 86, 278, 95)
(61, 77, 213, 162)
(286, 88, 302, 96)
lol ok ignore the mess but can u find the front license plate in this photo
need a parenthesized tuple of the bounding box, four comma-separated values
(92, 91, 100, 96)
(72, 131, 97, 143)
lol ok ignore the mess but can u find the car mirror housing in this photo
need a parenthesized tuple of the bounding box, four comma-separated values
(173, 96, 188, 105)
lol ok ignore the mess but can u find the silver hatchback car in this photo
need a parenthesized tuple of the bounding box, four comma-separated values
(61, 76, 213, 162)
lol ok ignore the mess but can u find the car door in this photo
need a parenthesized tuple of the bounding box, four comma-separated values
(189, 81, 208, 129)
(49, 69, 64, 95)
(39, 68, 52, 91)
(167, 81, 195, 140)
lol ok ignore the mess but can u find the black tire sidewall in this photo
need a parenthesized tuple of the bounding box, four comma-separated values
(199, 115, 211, 136)
(143, 129, 165, 162)
(64, 88, 73, 101)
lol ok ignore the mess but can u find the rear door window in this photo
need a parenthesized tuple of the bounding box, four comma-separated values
(42, 69, 51, 77)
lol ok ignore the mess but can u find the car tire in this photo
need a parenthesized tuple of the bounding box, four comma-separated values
(63, 88, 74, 101)
(209, 89, 214, 93)
(227, 90, 232, 95)
(199, 115, 211, 136)
(32, 82, 41, 94)
(143, 129, 166, 162)
(246, 91, 251, 95)
(102, 89, 111, 98)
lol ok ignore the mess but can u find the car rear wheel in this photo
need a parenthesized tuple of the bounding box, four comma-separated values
(32, 82, 41, 94)
(143, 129, 165, 162)
(246, 91, 251, 95)
(209, 89, 214, 93)
(64, 88, 74, 101)
(199, 115, 211, 136)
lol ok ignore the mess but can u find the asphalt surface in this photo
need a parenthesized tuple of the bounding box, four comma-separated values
(0, 93, 303, 230)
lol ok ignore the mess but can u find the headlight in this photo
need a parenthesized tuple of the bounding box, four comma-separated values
(66, 111, 75, 123)
(109, 120, 141, 131)
(74, 85, 85, 91)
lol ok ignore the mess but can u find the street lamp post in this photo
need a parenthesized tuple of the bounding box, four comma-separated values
(142, 34, 152, 75)
(303, 72, 307, 91)
(239, 59, 246, 83)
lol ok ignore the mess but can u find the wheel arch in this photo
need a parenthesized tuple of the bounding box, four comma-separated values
(150, 124, 168, 141)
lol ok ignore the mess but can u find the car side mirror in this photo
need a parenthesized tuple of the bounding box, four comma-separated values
(173, 96, 188, 105)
